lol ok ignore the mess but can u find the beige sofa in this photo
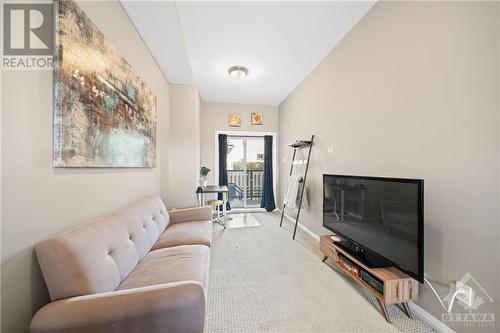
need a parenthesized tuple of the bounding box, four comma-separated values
(30, 196, 212, 333)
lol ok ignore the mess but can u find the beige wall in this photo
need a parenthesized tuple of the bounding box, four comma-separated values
(497, 4, 500, 317)
(0, 62, 3, 332)
(279, 1, 499, 331)
(0, 1, 170, 332)
(169, 85, 201, 208)
(200, 102, 279, 186)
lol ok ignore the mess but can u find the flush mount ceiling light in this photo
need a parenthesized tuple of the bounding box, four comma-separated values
(228, 66, 249, 79)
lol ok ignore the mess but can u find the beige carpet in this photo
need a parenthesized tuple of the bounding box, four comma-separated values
(205, 212, 434, 333)
(226, 214, 261, 229)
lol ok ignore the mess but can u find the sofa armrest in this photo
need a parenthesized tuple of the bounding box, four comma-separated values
(30, 281, 205, 333)
(168, 207, 212, 224)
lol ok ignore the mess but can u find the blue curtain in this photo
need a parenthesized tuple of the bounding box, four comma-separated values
(261, 135, 276, 211)
(218, 134, 231, 211)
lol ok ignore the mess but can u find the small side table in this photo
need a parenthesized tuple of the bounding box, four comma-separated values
(196, 185, 231, 222)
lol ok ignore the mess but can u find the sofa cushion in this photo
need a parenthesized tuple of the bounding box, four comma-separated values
(151, 220, 212, 250)
(118, 245, 210, 292)
(35, 196, 169, 301)
(168, 207, 212, 224)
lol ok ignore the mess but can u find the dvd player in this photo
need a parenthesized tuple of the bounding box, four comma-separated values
(360, 270, 384, 295)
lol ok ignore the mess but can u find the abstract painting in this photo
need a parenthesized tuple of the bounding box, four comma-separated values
(53, 0, 157, 167)
(228, 114, 241, 127)
(251, 112, 263, 125)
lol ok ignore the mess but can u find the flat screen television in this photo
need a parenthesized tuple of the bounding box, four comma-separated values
(323, 174, 424, 282)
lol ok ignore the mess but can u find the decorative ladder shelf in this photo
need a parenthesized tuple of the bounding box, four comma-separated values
(279, 135, 314, 239)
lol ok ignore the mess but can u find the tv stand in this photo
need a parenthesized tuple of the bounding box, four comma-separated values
(320, 235, 418, 323)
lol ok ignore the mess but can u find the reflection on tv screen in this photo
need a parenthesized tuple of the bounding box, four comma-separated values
(323, 175, 422, 280)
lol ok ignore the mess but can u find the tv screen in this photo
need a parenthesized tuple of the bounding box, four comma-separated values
(323, 174, 424, 282)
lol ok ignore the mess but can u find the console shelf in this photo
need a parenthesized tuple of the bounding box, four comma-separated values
(320, 235, 419, 322)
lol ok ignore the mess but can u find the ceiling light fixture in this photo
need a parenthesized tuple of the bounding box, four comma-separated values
(228, 66, 249, 79)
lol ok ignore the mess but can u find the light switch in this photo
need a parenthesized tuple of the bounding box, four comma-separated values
(327, 147, 334, 154)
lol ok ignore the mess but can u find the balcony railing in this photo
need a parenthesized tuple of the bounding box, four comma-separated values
(227, 170, 263, 206)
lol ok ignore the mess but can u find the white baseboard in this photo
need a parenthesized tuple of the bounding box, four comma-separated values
(275, 209, 454, 333)
(408, 303, 455, 333)
(277, 209, 320, 242)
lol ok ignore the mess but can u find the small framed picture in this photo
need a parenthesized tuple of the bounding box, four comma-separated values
(251, 112, 263, 125)
(228, 114, 241, 127)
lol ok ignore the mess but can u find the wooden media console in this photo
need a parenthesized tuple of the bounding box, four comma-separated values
(320, 235, 419, 322)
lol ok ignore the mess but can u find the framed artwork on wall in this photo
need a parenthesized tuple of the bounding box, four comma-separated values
(251, 112, 263, 125)
(228, 114, 241, 127)
(53, 0, 157, 168)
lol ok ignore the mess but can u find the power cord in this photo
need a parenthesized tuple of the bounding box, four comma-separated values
(424, 277, 462, 313)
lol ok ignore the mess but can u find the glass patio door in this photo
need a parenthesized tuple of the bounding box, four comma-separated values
(226, 136, 264, 208)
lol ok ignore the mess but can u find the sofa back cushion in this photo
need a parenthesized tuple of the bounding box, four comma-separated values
(35, 196, 169, 301)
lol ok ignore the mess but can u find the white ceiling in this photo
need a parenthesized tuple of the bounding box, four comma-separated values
(123, 1, 375, 106)
(121, 1, 193, 84)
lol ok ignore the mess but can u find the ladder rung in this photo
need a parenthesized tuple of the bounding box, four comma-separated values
(292, 159, 308, 165)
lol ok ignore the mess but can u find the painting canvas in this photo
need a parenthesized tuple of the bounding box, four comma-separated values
(228, 114, 241, 127)
(251, 112, 263, 125)
(53, 0, 157, 167)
